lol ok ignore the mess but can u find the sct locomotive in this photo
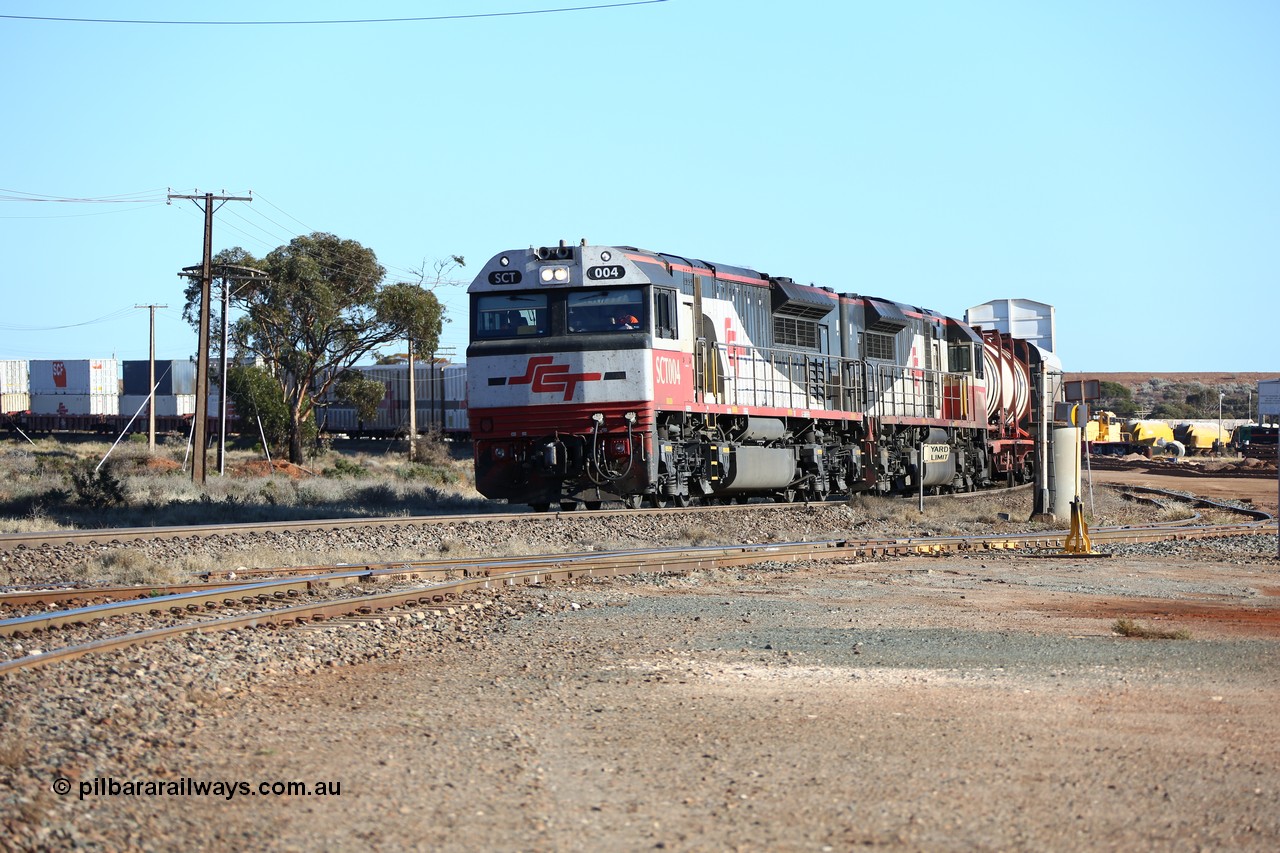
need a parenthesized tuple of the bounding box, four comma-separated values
(466, 241, 1059, 511)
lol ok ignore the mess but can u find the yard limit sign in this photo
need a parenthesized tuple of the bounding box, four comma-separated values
(920, 442, 951, 512)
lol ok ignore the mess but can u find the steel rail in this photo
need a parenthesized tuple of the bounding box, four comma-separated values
(0, 577, 331, 609)
(0, 542, 817, 610)
(0, 509, 531, 552)
(0, 572, 365, 636)
(0, 483, 1050, 553)
(1088, 458, 1276, 479)
(0, 545, 861, 676)
(1109, 484, 1273, 522)
(2, 503, 833, 552)
(3, 516, 1277, 676)
(1, 487, 1270, 617)
(0, 541, 860, 637)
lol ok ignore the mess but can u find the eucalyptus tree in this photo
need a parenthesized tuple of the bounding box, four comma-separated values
(183, 232, 452, 463)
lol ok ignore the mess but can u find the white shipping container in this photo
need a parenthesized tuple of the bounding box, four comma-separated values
(313, 362, 468, 434)
(444, 405, 469, 433)
(1, 359, 29, 394)
(2, 359, 31, 413)
(965, 300, 1057, 354)
(207, 395, 238, 418)
(443, 364, 467, 404)
(29, 359, 119, 396)
(319, 407, 362, 434)
(120, 394, 197, 418)
(29, 393, 120, 416)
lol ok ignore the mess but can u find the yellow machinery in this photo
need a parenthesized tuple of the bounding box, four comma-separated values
(1085, 410, 1124, 443)
(1062, 498, 1092, 554)
(1176, 423, 1231, 455)
(1127, 420, 1175, 447)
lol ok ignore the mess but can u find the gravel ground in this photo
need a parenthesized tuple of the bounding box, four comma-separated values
(2, 475, 1279, 851)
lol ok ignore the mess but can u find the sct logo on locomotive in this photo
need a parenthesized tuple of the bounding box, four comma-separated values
(487, 270, 522, 285)
(508, 356, 602, 401)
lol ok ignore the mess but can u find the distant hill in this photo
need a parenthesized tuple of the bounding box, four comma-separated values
(1062, 372, 1276, 420)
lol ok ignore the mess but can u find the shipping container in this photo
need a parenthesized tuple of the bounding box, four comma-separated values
(1, 359, 30, 413)
(443, 364, 469, 433)
(314, 362, 468, 436)
(207, 394, 238, 419)
(120, 394, 197, 418)
(29, 393, 119, 416)
(29, 359, 119, 396)
(122, 360, 196, 396)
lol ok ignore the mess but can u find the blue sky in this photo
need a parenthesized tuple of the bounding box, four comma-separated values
(2, 0, 1276, 372)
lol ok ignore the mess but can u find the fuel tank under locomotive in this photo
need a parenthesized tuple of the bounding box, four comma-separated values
(703, 417, 798, 495)
(704, 444, 798, 495)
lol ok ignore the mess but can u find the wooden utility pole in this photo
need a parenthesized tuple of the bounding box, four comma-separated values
(169, 190, 251, 484)
(407, 338, 417, 462)
(134, 304, 168, 452)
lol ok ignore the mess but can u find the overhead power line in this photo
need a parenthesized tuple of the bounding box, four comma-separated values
(178, 197, 467, 290)
(0, 1, 668, 26)
(0, 203, 167, 220)
(0, 188, 168, 203)
(0, 307, 139, 332)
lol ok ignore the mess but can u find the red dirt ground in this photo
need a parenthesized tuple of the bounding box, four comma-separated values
(233, 459, 314, 479)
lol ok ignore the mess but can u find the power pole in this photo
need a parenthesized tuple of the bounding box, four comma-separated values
(407, 338, 417, 462)
(134, 303, 168, 452)
(179, 262, 267, 474)
(169, 190, 251, 484)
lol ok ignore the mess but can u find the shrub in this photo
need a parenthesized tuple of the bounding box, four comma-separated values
(70, 463, 128, 508)
(295, 478, 348, 507)
(412, 435, 456, 468)
(353, 482, 401, 509)
(323, 456, 369, 479)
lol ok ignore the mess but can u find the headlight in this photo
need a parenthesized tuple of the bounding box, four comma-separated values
(540, 266, 569, 283)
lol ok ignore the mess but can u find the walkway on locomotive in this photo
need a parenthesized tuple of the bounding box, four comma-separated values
(465, 243, 988, 429)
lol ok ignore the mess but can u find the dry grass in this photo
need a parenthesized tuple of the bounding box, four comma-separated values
(0, 437, 1182, 584)
(74, 548, 183, 586)
(0, 436, 482, 533)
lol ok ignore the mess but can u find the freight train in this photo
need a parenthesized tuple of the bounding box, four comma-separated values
(314, 363, 469, 438)
(466, 241, 1061, 510)
(1, 359, 470, 440)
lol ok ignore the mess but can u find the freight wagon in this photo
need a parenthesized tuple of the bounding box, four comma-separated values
(315, 363, 469, 438)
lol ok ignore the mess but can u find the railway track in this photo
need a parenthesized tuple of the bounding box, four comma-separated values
(0, 478, 1221, 553)
(1087, 457, 1277, 479)
(1, 485, 1273, 677)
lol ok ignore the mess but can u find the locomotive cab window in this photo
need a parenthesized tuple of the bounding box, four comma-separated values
(568, 288, 645, 333)
(948, 342, 974, 374)
(654, 288, 677, 339)
(476, 294, 548, 339)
